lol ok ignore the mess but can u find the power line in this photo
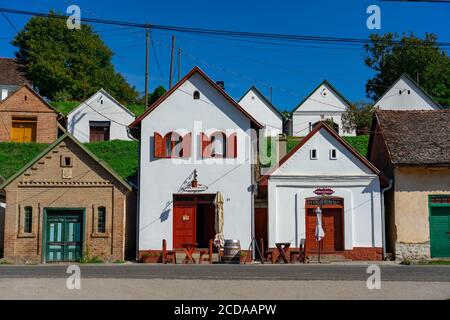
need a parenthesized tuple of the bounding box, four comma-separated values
(1, 11, 19, 33)
(1, 7, 449, 47)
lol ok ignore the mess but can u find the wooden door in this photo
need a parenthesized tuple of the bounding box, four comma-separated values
(173, 206, 196, 249)
(46, 213, 83, 262)
(89, 126, 110, 142)
(197, 204, 216, 249)
(255, 208, 268, 254)
(306, 208, 344, 253)
(430, 206, 450, 258)
(11, 120, 37, 143)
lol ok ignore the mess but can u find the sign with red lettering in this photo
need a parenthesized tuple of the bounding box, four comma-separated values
(314, 188, 335, 196)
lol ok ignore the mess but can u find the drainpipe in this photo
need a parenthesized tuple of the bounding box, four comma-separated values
(381, 179, 393, 260)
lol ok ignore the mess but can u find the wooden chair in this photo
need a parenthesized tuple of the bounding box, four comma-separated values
(198, 239, 213, 264)
(260, 238, 275, 264)
(290, 239, 306, 264)
(162, 239, 176, 264)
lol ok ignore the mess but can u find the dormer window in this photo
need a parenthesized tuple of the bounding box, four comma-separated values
(330, 149, 337, 160)
(310, 149, 318, 160)
(193, 91, 200, 100)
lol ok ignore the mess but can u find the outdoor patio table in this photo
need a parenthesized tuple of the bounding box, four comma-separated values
(275, 242, 291, 264)
(181, 242, 198, 264)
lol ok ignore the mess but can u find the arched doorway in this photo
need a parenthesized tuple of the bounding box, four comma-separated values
(305, 197, 344, 253)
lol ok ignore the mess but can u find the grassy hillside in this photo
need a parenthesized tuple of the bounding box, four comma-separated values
(84, 140, 138, 180)
(50, 101, 146, 117)
(286, 135, 369, 157)
(0, 143, 49, 181)
(50, 101, 80, 115)
(0, 140, 138, 181)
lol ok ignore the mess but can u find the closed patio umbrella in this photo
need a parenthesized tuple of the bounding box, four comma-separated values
(214, 192, 225, 249)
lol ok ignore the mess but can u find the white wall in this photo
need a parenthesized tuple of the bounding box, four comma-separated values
(67, 90, 135, 142)
(267, 127, 382, 249)
(139, 72, 255, 250)
(291, 83, 355, 136)
(239, 88, 284, 136)
(268, 178, 381, 249)
(375, 76, 440, 110)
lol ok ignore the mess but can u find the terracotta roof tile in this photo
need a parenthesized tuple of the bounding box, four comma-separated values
(375, 110, 450, 166)
(0, 58, 30, 86)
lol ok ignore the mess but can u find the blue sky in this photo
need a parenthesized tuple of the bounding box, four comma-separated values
(0, 0, 449, 111)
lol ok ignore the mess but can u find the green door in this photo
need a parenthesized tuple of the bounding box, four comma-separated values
(430, 206, 450, 258)
(46, 212, 83, 262)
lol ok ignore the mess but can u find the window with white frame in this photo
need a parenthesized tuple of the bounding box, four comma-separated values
(330, 149, 337, 160)
(310, 149, 318, 160)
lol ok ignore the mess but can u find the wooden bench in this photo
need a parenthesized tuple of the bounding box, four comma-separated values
(198, 239, 214, 264)
(290, 239, 306, 264)
(162, 239, 177, 264)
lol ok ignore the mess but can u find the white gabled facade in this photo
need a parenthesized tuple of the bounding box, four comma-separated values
(264, 123, 383, 260)
(291, 80, 356, 137)
(239, 86, 285, 136)
(374, 74, 441, 110)
(131, 67, 261, 252)
(67, 89, 135, 143)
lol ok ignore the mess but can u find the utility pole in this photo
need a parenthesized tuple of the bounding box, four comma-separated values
(178, 48, 182, 81)
(169, 35, 176, 89)
(144, 27, 150, 108)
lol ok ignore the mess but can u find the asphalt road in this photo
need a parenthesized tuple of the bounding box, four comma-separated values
(1, 264, 449, 282)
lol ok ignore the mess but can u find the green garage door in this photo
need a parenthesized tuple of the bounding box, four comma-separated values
(429, 198, 450, 258)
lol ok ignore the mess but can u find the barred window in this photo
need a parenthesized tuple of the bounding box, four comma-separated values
(24, 206, 33, 233)
(98, 207, 106, 233)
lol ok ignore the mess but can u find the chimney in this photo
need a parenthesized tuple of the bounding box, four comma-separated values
(216, 81, 225, 91)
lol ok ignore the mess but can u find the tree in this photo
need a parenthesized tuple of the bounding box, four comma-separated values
(13, 12, 139, 103)
(342, 102, 375, 135)
(364, 32, 450, 107)
(144, 85, 167, 106)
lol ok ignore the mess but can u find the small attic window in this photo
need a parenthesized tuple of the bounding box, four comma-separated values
(310, 149, 318, 160)
(100, 99, 104, 104)
(24, 95, 27, 101)
(193, 91, 200, 100)
(330, 149, 337, 160)
(61, 155, 73, 167)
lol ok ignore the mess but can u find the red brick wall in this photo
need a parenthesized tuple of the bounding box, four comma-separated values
(2, 137, 132, 264)
(0, 86, 59, 143)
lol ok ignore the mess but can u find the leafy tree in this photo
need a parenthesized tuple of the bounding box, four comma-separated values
(342, 102, 375, 135)
(364, 32, 450, 107)
(143, 85, 167, 106)
(13, 11, 138, 103)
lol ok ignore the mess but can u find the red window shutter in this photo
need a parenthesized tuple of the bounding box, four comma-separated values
(182, 133, 192, 158)
(154, 132, 165, 158)
(202, 132, 211, 158)
(227, 133, 238, 158)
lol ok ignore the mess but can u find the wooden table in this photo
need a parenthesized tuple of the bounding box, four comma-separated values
(275, 242, 291, 264)
(181, 242, 198, 264)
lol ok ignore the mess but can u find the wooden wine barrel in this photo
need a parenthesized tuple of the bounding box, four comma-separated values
(222, 239, 241, 264)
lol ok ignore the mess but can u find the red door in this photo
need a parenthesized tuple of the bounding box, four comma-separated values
(255, 208, 268, 254)
(306, 208, 344, 253)
(173, 206, 196, 249)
